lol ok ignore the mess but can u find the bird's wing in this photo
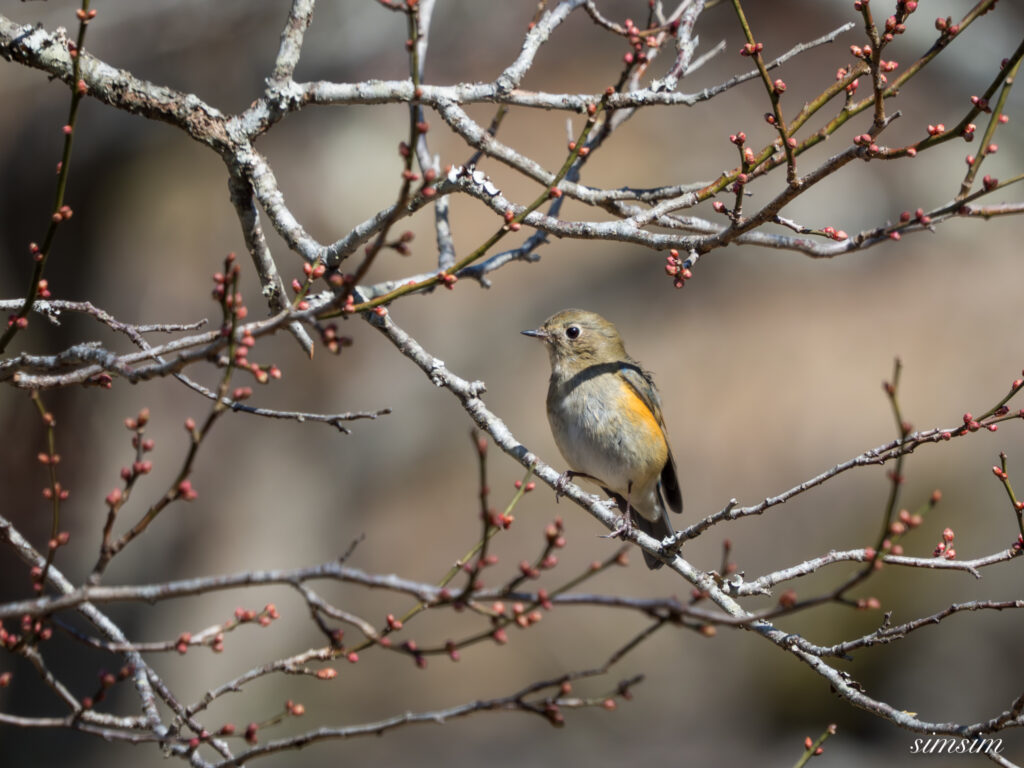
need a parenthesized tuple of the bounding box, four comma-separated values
(617, 363, 664, 424)
(618, 363, 683, 515)
(660, 449, 683, 514)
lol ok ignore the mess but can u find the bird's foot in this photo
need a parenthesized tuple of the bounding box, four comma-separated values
(601, 508, 634, 539)
(555, 470, 604, 502)
(554, 471, 575, 502)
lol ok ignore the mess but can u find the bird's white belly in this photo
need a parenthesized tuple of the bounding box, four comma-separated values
(548, 379, 661, 519)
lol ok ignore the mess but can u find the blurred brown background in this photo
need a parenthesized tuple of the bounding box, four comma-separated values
(1, 1, 1022, 766)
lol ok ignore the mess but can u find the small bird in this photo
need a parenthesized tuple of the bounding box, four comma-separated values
(522, 309, 682, 569)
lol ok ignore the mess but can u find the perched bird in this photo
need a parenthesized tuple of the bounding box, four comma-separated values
(522, 309, 682, 569)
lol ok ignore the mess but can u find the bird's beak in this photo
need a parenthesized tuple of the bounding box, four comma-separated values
(521, 328, 549, 341)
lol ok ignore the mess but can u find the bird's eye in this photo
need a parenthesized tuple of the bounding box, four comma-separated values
(565, 325, 581, 340)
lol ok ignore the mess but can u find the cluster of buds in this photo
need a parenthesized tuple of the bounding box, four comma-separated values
(739, 41, 764, 57)
(232, 327, 281, 384)
(853, 133, 876, 151)
(536, 586, 554, 611)
(567, 140, 590, 158)
(37, 450, 61, 467)
(212, 254, 247, 318)
(319, 323, 353, 355)
(234, 603, 280, 627)
(290, 261, 325, 310)
(934, 16, 959, 36)
(421, 167, 437, 198)
(444, 639, 461, 662)
(926, 123, 945, 137)
(289, 280, 308, 311)
(109, 408, 157, 491)
(933, 527, 956, 559)
(397, 144, 437, 197)
(391, 230, 415, 256)
(538, 551, 558, 570)
(1, 624, 19, 652)
(503, 209, 521, 232)
(511, 601, 544, 629)
(960, 411, 980, 432)
(545, 518, 567, 549)
(51, 204, 73, 223)
(1, 615, 53, 649)
(302, 260, 327, 281)
(821, 226, 849, 241)
(176, 479, 198, 501)
(86, 372, 114, 389)
(328, 272, 356, 290)
(518, 559, 541, 579)
(33, 534, 70, 586)
(125, 407, 151, 433)
(80, 665, 134, 712)
(621, 18, 652, 66)
(330, 273, 359, 313)
(836, 67, 860, 96)
(400, 640, 426, 669)
(41, 483, 70, 503)
(883, 507, 926, 555)
(960, 411, 1000, 434)
(36, 279, 51, 299)
(664, 249, 692, 289)
(462, 551, 499, 581)
(437, 270, 458, 290)
(802, 737, 824, 758)
(899, 208, 932, 226)
(849, 44, 874, 61)
(487, 507, 514, 530)
(882, 14, 907, 41)
(970, 95, 991, 113)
